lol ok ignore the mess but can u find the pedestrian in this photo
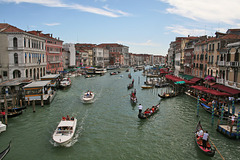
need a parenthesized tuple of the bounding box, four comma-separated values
(138, 104, 143, 114)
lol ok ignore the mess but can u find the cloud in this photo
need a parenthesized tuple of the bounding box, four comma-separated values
(44, 23, 60, 26)
(0, 0, 129, 17)
(159, 0, 240, 25)
(166, 25, 206, 36)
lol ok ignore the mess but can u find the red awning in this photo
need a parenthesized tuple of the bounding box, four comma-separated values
(190, 77, 202, 83)
(202, 89, 230, 96)
(212, 84, 240, 95)
(190, 85, 208, 91)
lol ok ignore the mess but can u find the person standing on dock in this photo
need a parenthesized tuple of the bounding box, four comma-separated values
(138, 104, 143, 114)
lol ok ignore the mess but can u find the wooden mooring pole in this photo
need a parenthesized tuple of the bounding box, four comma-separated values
(41, 95, 44, 107)
(32, 100, 36, 113)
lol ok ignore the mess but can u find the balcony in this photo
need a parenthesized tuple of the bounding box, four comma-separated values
(48, 60, 61, 64)
(226, 62, 231, 66)
(217, 61, 225, 66)
(216, 78, 224, 84)
(230, 61, 239, 67)
(49, 51, 60, 54)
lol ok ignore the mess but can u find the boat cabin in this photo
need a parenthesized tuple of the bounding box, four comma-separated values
(40, 74, 60, 89)
(23, 81, 56, 104)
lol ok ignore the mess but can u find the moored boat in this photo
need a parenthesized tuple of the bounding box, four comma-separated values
(82, 91, 95, 102)
(141, 85, 153, 89)
(138, 103, 160, 119)
(0, 141, 11, 160)
(158, 93, 177, 98)
(52, 117, 77, 145)
(195, 121, 215, 157)
(0, 121, 6, 133)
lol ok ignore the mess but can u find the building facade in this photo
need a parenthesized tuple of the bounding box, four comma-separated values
(0, 23, 47, 82)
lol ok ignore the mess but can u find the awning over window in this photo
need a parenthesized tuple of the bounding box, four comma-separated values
(212, 84, 240, 95)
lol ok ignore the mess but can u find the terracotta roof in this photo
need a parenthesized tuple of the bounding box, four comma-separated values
(0, 23, 25, 33)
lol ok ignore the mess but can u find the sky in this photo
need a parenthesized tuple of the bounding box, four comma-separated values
(1, 0, 240, 56)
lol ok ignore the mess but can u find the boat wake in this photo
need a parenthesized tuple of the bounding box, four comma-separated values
(50, 110, 88, 147)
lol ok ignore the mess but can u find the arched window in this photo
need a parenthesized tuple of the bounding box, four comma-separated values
(13, 37, 18, 48)
(26, 69, 28, 78)
(14, 53, 18, 64)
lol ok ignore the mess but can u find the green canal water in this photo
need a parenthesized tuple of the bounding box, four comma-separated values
(0, 69, 239, 160)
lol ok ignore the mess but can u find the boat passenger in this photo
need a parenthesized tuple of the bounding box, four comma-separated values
(66, 115, 70, 120)
(71, 117, 74, 120)
(144, 108, 151, 115)
(197, 129, 203, 140)
(151, 106, 155, 113)
(62, 116, 66, 120)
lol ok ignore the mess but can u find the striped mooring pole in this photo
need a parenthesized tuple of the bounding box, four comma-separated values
(237, 112, 240, 139)
(197, 95, 200, 117)
(212, 101, 215, 124)
(232, 99, 235, 116)
(220, 104, 225, 124)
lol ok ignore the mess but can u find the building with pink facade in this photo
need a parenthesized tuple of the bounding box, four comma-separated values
(28, 31, 63, 74)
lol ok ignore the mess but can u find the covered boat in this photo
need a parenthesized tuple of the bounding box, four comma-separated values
(141, 85, 153, 89)
(138, 103, 160, 119)
(82, 91, 95, 102)
(0, 141, 11, 160)
(59, 78, 71, 88)
(52, 117, 77, 145)
(158, 93, 177, 99)
(0, 121, 6, 133)
(195, 121, 215, 157)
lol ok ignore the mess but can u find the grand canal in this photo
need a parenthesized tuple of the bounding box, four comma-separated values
(0, 69, 239, 160)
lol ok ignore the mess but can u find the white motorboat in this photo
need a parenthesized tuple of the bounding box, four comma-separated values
(82, 92, 95, 102)
(59, 78, 71, 88)
(0, 121, 6, 133)
(52, 118, 77, 145)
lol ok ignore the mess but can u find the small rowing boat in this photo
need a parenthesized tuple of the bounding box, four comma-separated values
(138, 103, 160, 119)
(195, 121, 215, 157)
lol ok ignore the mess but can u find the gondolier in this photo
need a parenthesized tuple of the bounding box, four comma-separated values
(138, 104, 143, 114)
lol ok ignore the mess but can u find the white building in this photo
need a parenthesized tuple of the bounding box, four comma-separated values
(63, 43, 76, 67)
(93, 47, 104, 67)
(0, 23, 47, 82)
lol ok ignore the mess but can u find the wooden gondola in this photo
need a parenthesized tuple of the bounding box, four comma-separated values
(128, 73, 132, 79)
(138, 103, 160, 119)
(195, 121, 215, 157)
(8, 106, 26, 112)
(0, 141, 11, 160)
(158, 93, 177, 99)
(1, 110, 22, 118)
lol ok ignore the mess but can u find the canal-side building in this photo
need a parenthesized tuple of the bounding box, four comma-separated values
(93, 47, 104, 67)
(75, 43, 96, 66)
(63, 43, 76, 68)
(0, 23, 47, 82)
(28, 31, 64, 74)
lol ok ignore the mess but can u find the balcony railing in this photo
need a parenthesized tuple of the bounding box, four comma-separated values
(226, 62, 231, 66)
(49, 51, 60, 54)
(216, 78, 224, 84)
(230, 61, 239, 67)
(217, 61, 225, 66)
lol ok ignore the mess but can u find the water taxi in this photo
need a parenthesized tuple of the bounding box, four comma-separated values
(53, 117, 77, 145)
